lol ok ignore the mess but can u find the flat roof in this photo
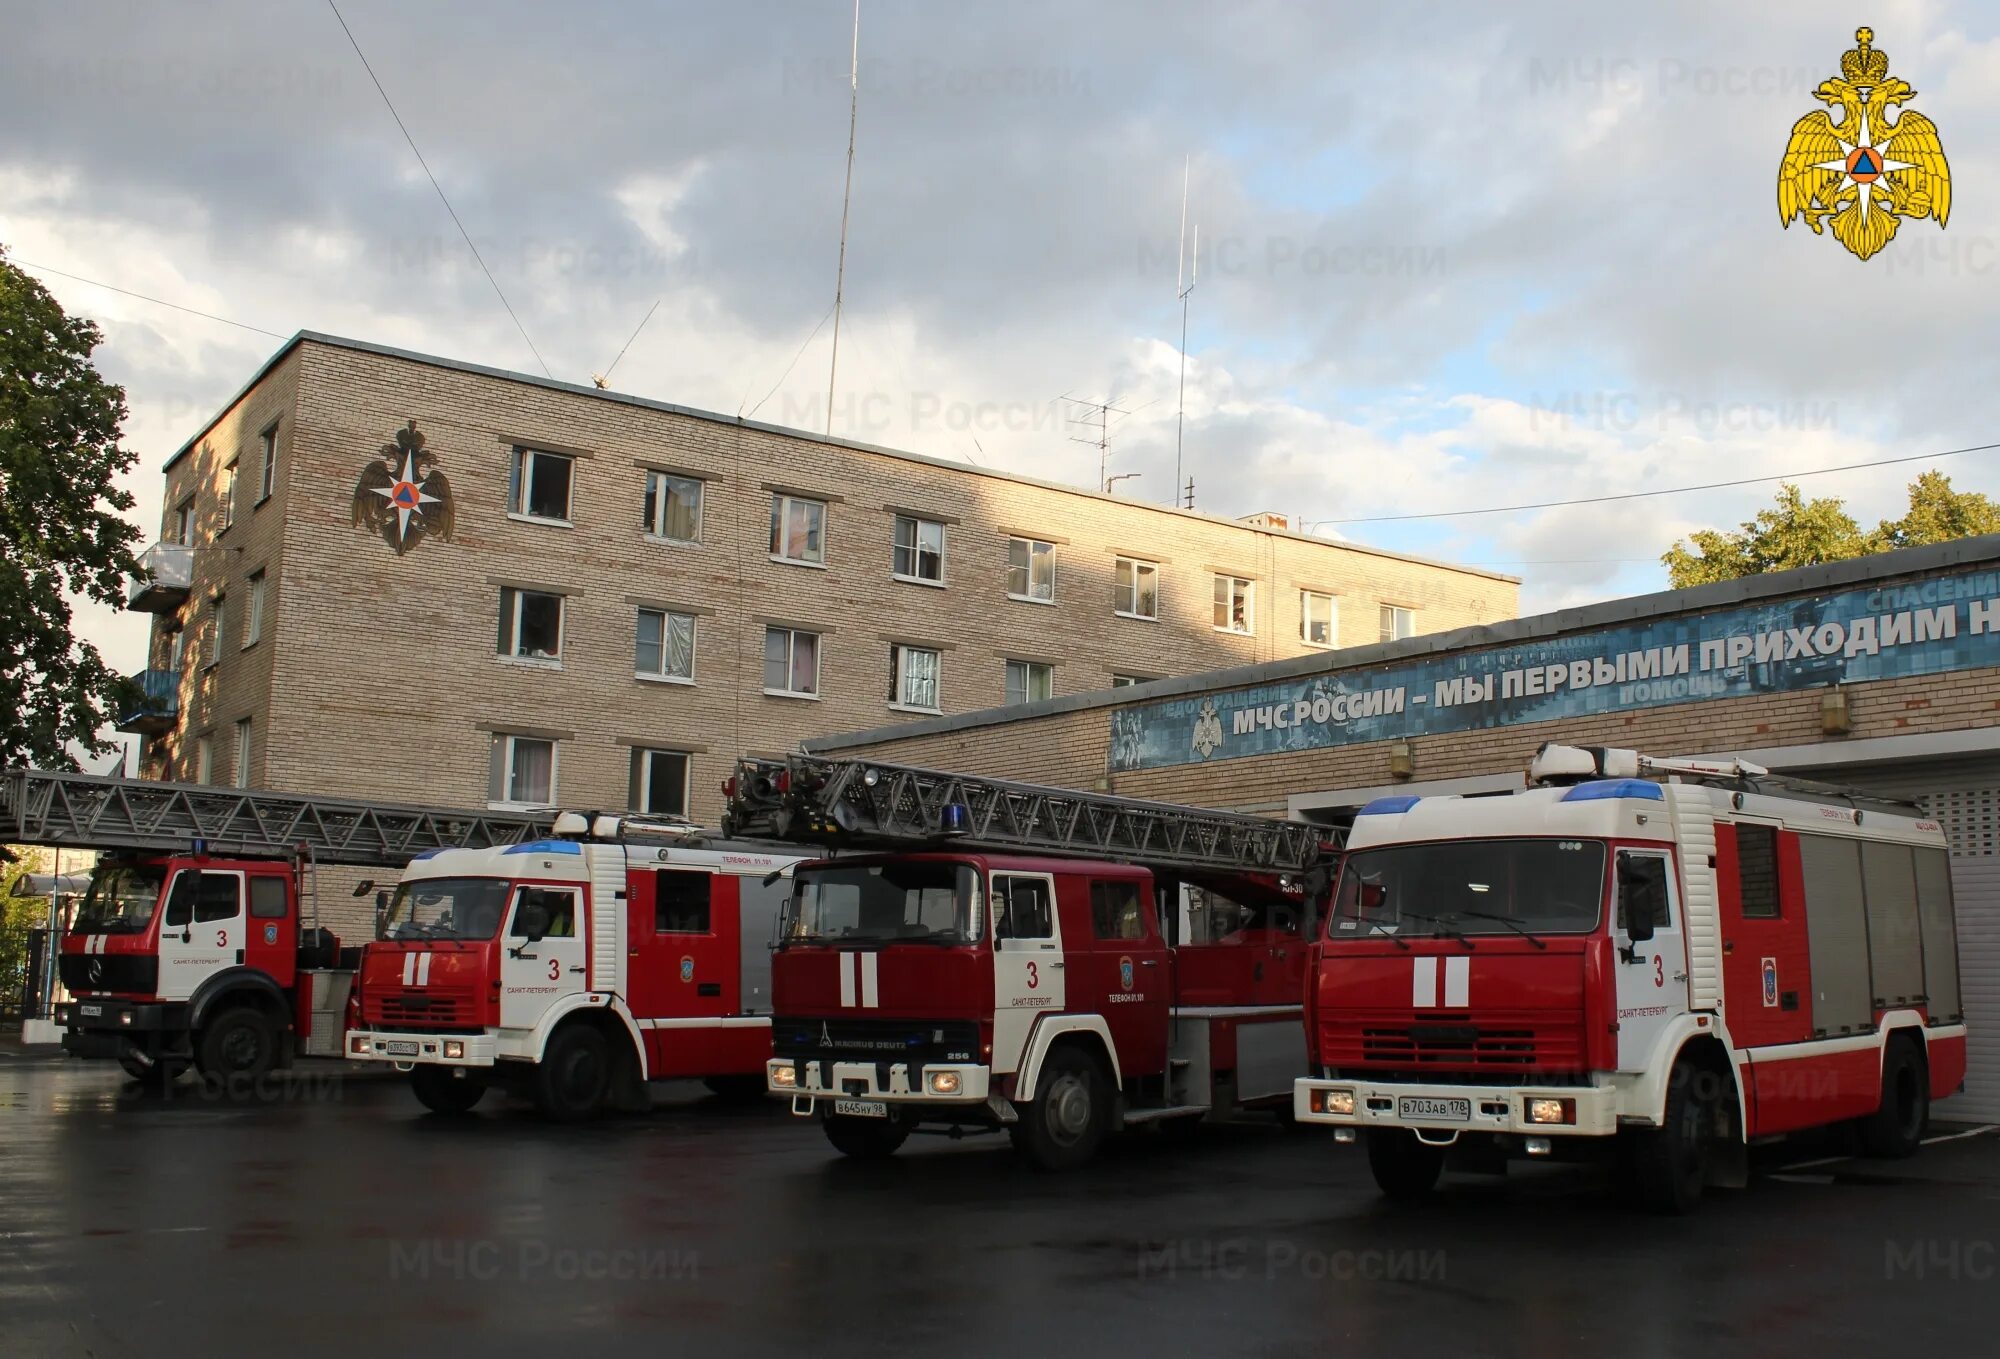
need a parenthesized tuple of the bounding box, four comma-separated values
(160, 330, 1516, 584)
(806, 532, 2000, 752)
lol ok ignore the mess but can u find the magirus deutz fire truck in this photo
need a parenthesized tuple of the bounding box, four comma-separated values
(0, 768, 551, 1084)
(1294, 743, 1968, 1213)
(723, 755, 1338, 1169)
(343, 813, 810, 1117)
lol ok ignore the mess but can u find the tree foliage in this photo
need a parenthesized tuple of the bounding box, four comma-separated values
(0, 244, 143, 768)
(1, 845, 53, 1012)
(1663, 473, 2000, 588)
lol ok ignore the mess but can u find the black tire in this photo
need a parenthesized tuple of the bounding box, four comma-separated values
(1015, 1046, 1111, 1171)
(533, 1025, 612, 1122)
(1366, 1129, 1445, 1201)
(824, 1114, 910, 1160)
(1859, 1040, 1928, 1159)
(195, 1008, 279, 1082)
(702, 1074, 769, 1103)
(411, 1065, 487, 1115)
(1628, 1061, 1711, 1214)
(118, 1053, 186, 1087)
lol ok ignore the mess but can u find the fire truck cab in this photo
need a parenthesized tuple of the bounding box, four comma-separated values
(345, 814, 807, 1118)
(1295, 744, 1968, 1212)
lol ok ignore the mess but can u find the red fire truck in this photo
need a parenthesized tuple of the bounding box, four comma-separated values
(1294, 743, 1968, 1213)
(723, 756, 1336, 1169)
(343, 813, 809, 1118)
(0, 768, 551, 1083)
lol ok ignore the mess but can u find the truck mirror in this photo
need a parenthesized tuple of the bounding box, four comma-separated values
(373, 890, 389, 936)
(1626, 910, 1656, 945)
(353, 879, 375, 897)
(517, 902, 551, 942)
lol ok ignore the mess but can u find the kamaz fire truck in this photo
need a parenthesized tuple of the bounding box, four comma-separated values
(0, 768, 551, 1084)
(342, 813, 809, 1118)
(722, 756, 1337, 1169)
(1294, 744, 1968, 1213)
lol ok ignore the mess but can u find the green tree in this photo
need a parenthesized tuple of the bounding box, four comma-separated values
(1662, 483, 1864, 588)
(1865, 471, 2000, 552)
(1, 845, 53, 1012)
(0, 244, 143, 768)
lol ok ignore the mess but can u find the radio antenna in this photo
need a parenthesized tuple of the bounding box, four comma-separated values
(825, 0, 861, 435)
(1174, 156, 1198, 499)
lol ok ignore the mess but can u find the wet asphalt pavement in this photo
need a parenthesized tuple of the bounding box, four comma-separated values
(2, 1050, 1997, 1359)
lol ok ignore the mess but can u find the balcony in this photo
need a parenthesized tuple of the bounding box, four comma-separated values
(116, 669, 180, 735)
(127, 542, 195, 613)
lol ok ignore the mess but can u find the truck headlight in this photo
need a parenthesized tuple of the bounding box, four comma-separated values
(444, 1041, 465, 1059)
(1525, 1097, 1576, 1125)
(771, 1065, 797, 1088)
(1312, 1088, 1355, 1116)
(120, 1013, 134, 1026)
(927, 1070, 962, 1095)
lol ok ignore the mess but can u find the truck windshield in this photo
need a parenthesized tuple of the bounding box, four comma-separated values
(1330, 839, 1607, 940)
(73, 864, 165, 933)
(785, 862, 981, 945)
(383, 878, 511, 941)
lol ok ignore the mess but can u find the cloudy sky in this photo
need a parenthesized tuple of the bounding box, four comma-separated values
(7, 0, 1999, 706)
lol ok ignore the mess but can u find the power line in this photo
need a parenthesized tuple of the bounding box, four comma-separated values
(743, 301, 838, 421)
(594, 298, 659, 389)
(1320, 440, 2000, 525)
(324, 0, 551, 379)
(14, 260, 288, 339)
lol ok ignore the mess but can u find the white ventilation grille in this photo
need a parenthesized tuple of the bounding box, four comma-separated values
(1921, 787, 2000, 857)
(1667, 783, 1723, 1012)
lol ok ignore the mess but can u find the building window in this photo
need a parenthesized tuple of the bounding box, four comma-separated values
(1301, 591, 1336, 648)
(498, 587, 563, 662)
(244, 572, 266, 648)
(892, 515, 946, 583)
(1114, 557, 1158, 619)
(167, 628, 186, 673)
(488, 733, 556, 807)
(635, 608, 696, 682)
(769, 493, 826, 565)
(195, 737, 213, 785)
(628, 748, 691, 818)
(509, 447, 574, 523)
(763, 626, 820, 697)
(890, 645, 941, 712)
(1007, 537, 1055, 602)
(207, 595, 226, 666)
(232, 718, 252, 789)
(257, 423, 278, 504)
(1379, 604, 1416, 642)
(1005, 659, 1053, 706)
(1213, 575, 1254, 634)
(643, 471, 702, 543)
(221, 460, 239, 529)
(171, 498, 194, 545)
(1110, 673, 1148, 688)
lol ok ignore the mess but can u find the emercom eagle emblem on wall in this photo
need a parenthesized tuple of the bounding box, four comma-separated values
(1191, 698, 1225, 760)
(352, 420, 455, 555)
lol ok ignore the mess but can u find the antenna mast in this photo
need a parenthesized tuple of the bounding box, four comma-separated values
(1174, 156, 1198, 501)
(825, 0, 861, 435)
(1065, 395, 1133, 491)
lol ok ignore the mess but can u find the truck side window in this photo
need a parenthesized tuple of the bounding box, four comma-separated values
(1734, 825, 1781, 919)
(656, 871, 712, 934)
(194, 873, 241, 923)
(163, 871, 197, 928)
(249, 879, 289, 920)
(516, 887, 576, 938)
(1616, 855, 1671, 931)
(997, 877, 1053, 940)
(1090, 881, 1147, 940)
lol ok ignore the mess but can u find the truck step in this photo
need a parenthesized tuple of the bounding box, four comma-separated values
(1122, 1103, 1210, 1126)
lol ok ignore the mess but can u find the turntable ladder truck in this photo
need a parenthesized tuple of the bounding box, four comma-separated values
(722, 754, 1341, 1169)
(0, 767, 551, 1084)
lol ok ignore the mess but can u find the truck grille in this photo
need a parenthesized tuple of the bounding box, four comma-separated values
(364, 990, 474, 1029)
(1321, 1016, 1584, 1075)
(58, 952, 158, 996)
(771, 1017, 980, 1066)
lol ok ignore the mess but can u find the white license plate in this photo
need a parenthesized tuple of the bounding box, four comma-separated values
(79, 1005, 102, 1018)
(832, 1099, 887, 1119)
(384, 1041, 420, 1057)
(1399, 1096, 1470, 1123)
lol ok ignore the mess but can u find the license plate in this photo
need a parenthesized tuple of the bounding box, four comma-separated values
(832, 1099, 887, 1119)
(384, 1041, 420, 1057)
(1399, 1096, 1470, 1123)
(79, 1005, 102, 1018)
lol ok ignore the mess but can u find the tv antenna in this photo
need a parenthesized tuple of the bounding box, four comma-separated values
(825, 0, 861, 435)
(1174, 156, 1199, 500)
(1064, 393, 1134, 491)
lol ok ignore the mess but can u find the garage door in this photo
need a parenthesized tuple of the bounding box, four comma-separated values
(1829, 758, 2000, 1125)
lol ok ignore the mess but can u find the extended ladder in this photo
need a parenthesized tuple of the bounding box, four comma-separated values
(0, 768, 555, 868)
(721, 755, 1332, 875)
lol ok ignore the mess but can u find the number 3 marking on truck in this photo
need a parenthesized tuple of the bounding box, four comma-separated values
(216, 929, 228, 948)
(1653, 954, 1665, 988)
(1026, 961, 1039, 990)
(548, 958, 561, 982)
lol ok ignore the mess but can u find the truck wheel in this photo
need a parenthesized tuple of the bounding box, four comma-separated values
(118, 1053, 187, 1087)
(195, 1009, 279, 1082)
(1366, 1129, 1445, 1200)
(1859, 1040, 1928, 1159)
(1016, 1046, 1110, 1171)
(824, 1115, 909, 1160)
(1628, 1062, 1710, 1214)
(702, 1075, 769, 1103)
(411, 1065, 487, 1116)
(533, 1025, 611, 1122)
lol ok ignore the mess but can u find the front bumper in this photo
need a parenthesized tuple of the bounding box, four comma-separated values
(1294, 1076, 1620, 1138)
(55, 999, 185, 1060)
(346, 1028, 498, 1067)
(768, 1057, 991, 1107)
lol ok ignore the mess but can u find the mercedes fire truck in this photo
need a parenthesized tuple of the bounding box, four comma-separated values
(1294, 744, 1968, 1212)
(723, 756, 1339, 1169)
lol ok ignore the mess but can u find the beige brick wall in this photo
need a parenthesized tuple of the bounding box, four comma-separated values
(137, 337, 1515, 837)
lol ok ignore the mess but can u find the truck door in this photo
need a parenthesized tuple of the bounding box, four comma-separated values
(1613, 849, 1690, 1071)
(991, 872, 1063, 1074)
(1082, 877, 1168, 1079)
(499, 884, 586, 1033)
(155, 868, 244, 1002)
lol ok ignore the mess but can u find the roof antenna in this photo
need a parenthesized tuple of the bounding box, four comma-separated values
(825, 0, 861, 435)
(1174, 156, 1199, 503)
(593, 298, 658, 389)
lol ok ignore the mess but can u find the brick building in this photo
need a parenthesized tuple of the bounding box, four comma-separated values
(802, 536, 2000, 1121)
(121, 331, 1515, 834)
